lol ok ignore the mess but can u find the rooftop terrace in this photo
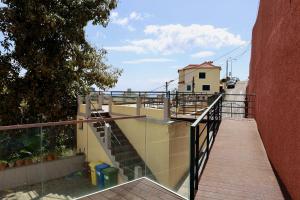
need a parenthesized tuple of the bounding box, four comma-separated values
(0, 91, 284, 200)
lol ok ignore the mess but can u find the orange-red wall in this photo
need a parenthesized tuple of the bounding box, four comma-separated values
(248, 0, 300, 199)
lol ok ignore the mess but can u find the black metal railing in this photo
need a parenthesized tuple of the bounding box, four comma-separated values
(222, 94, 256, 118)
(189, 94, 223, 200)
(92, 91, 218, 118)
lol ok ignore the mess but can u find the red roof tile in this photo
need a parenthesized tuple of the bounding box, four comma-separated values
(179, 61, 221, 71)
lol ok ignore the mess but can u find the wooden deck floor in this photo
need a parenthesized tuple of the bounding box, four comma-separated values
(79, 178, 186, 200)
(196, 119, 284, 200)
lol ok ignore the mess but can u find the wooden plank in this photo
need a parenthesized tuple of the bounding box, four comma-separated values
(79, 178, 184, 200)
(195, 119, 284, 200)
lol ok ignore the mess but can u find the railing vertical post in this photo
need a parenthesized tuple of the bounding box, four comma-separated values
(98, 92, 103, 111)
(220, 95, 223, 120)
(231, 102, 233, 118)
(163, 97, 170, 121)
(136, 96, 141, 116)
(194, 94, 197, 119)
(183, 94, 186, 115)
(206, 111, 210, 159)
(244, 95, 248, 118)
(195, 125, 200, 190)
(175, 91, 178, 117)
(105, 123, 111, 149)
(108, 96, 113, 115)
(213, 104, 216, 134)
(190, 126, 195, 200)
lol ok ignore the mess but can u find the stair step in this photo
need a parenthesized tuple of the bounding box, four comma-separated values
(112, 137, 129, 145)
(111, 145, 133, 154)
(99, 131, 105, 137)
(119, 156, 142, 167)
(114, 151, 137, 161)
(93, 122, 104, 127)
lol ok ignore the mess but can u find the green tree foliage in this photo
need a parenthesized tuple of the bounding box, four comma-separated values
(0, 0, 122, 125)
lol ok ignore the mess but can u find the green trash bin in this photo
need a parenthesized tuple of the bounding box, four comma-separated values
(102, 167, 118, 188)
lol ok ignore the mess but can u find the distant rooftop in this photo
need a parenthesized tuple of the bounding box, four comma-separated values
(178, 61, 221, 71)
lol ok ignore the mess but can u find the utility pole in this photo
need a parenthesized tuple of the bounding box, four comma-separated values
(192, 77, 195, 93)
(165, 80, 174, 94)
(230, 58, 236, 78)
(165, 81, 168, 94)
(226, 59, 229, 79)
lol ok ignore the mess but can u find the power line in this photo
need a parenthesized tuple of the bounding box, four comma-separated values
(149, 43, 251, 92)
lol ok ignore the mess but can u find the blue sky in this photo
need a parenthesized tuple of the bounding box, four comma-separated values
(85, 0, 260, 91)
(5, 1, 260, 91)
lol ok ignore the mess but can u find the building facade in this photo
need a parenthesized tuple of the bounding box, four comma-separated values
(178, 61, 221, 93)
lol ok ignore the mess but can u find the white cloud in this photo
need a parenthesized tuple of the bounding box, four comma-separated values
(110, 11, 144, 31)
(106, 45, 145, 53)
(129, 12, 143, 20)
(191, 51, 215, 58)
(106, 24, 247, 54)
(122, 58, 174, 64)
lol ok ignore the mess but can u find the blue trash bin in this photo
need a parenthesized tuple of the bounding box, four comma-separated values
(95, 163, 110, 189)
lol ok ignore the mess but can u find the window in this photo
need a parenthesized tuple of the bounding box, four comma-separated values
(187, 85, 191, 91)
(199, 72, 206, 79)
(202, 85, 210, 91)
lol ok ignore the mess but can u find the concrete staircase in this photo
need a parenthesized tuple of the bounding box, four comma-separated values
(90, 111, 155, 181)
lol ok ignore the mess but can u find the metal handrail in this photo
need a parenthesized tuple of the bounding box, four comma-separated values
(191, 94, 223, 127)
(189, 93, 223, 200)
(89, 100, 121, 145)
(0, 115, 146, 131)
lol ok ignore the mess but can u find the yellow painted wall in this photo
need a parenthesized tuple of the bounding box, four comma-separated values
(77, 101, 190, 190)
(111, 105, 137, 116)
(76, 118, 113, 164)
(115, 118, 190, 189)
(76, 118, 124, 184)
(168, 122, 190, 187)
(178, 66, 221, 94)
(141, 107, 164, 120)
(112, 104, 164, 120)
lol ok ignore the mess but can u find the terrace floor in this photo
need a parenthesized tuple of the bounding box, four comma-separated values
(79, 178, 186, 200)
(196, 119, 284, 200)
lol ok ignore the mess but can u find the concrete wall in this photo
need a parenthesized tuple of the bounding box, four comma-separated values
(77, 99, 190, 190)
(248, 1, 300, 199)
(77, 120, 113, 165)
(76, 118, 124, 184)
(0, 155, 85, 190)
(111, 104, 164, 121)
(115, 118, 190, 189)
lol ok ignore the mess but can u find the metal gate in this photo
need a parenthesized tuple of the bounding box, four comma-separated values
(222, 94, 255, 118)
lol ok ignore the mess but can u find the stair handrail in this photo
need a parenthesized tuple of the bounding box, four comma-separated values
(89, 99, 121, 145)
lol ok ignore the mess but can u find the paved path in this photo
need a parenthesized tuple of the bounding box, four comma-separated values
(223, 81, 248, 119)
(196, 119, 284, 200)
